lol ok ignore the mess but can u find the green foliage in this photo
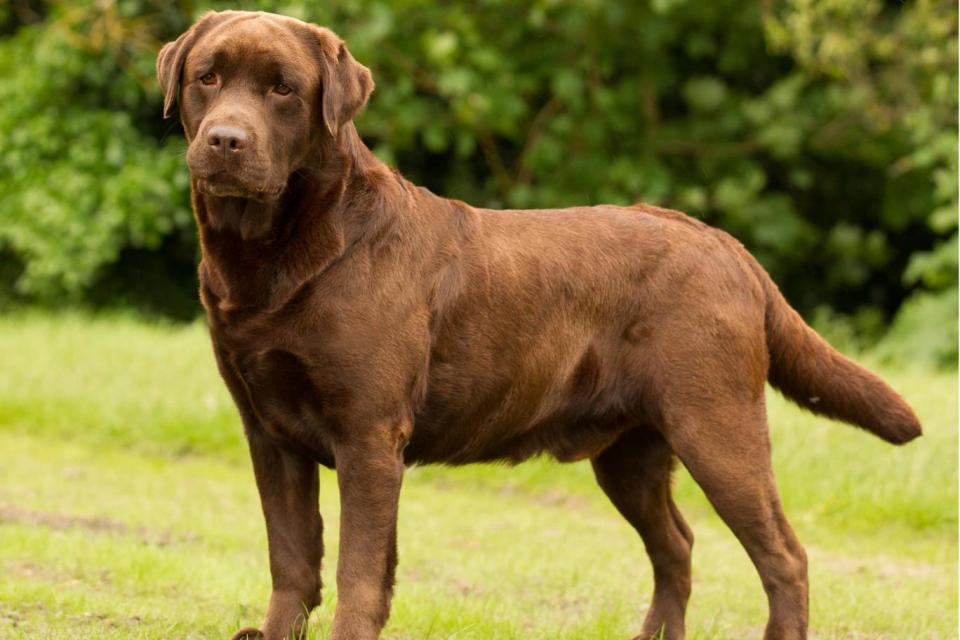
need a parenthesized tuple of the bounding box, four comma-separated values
(0, 4, 196, 315)
(763, 0, 958, 366)
(0, 0, 955, 360)
(876, 286, 959, 368)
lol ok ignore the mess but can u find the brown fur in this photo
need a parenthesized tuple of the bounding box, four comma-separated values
(157, 11, 922, 640)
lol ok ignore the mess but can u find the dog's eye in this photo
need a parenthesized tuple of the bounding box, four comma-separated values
(274, 82, 292, 96)
(200, 72, 217, 86)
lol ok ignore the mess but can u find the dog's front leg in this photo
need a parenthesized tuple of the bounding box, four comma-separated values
(232, 428, 323, 640)
(329, 420, 407, 640)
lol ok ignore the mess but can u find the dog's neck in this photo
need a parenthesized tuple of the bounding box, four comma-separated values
(196, 195, 278, 240)
(194, 124, 404, 315)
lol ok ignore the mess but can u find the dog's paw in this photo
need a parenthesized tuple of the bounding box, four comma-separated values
(229, 627, 264, 640)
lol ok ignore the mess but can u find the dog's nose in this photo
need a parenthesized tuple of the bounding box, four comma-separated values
(206, 125, 248, 151)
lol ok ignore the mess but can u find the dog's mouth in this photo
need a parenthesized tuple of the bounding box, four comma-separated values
(197, 175, 285, 202)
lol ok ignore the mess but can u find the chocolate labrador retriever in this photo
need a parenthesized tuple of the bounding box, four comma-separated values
(157, 11, 922, 640)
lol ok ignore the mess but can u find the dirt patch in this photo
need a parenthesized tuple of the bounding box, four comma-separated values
(1, 604, 145, 635)
(0, 504, 199, 546)
(807, 545, 945, 585)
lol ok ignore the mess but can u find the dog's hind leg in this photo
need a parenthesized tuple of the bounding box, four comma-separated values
(662, 397, 808, 640)
(592, 429, 693, 640)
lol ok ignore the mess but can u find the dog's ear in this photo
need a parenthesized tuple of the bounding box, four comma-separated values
(156, 11, 231, 118)
(314, 28, 374, 138)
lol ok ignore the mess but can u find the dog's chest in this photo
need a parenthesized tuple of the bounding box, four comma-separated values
(221, 344, 342, 465)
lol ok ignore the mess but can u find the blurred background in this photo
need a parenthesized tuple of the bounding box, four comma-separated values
(0, 2, 957, 639)
(0, 0, 957, 366)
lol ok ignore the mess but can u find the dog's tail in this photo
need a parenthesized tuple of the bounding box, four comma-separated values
(750, 259, 922, 444)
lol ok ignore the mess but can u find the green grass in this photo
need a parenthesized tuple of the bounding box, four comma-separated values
(0, 314, 956, 638)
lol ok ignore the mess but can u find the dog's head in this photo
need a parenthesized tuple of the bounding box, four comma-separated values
(157, 11, 374, 201)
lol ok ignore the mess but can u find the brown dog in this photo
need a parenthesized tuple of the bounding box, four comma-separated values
(157, 11, 922, 640)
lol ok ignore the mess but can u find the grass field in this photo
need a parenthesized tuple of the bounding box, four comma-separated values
(0, 314, 956, 639)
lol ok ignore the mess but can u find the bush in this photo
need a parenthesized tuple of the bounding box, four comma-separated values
(0, 4, 195, 315)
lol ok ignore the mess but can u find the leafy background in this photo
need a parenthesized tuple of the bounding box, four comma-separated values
(0, 0, 956, 366)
